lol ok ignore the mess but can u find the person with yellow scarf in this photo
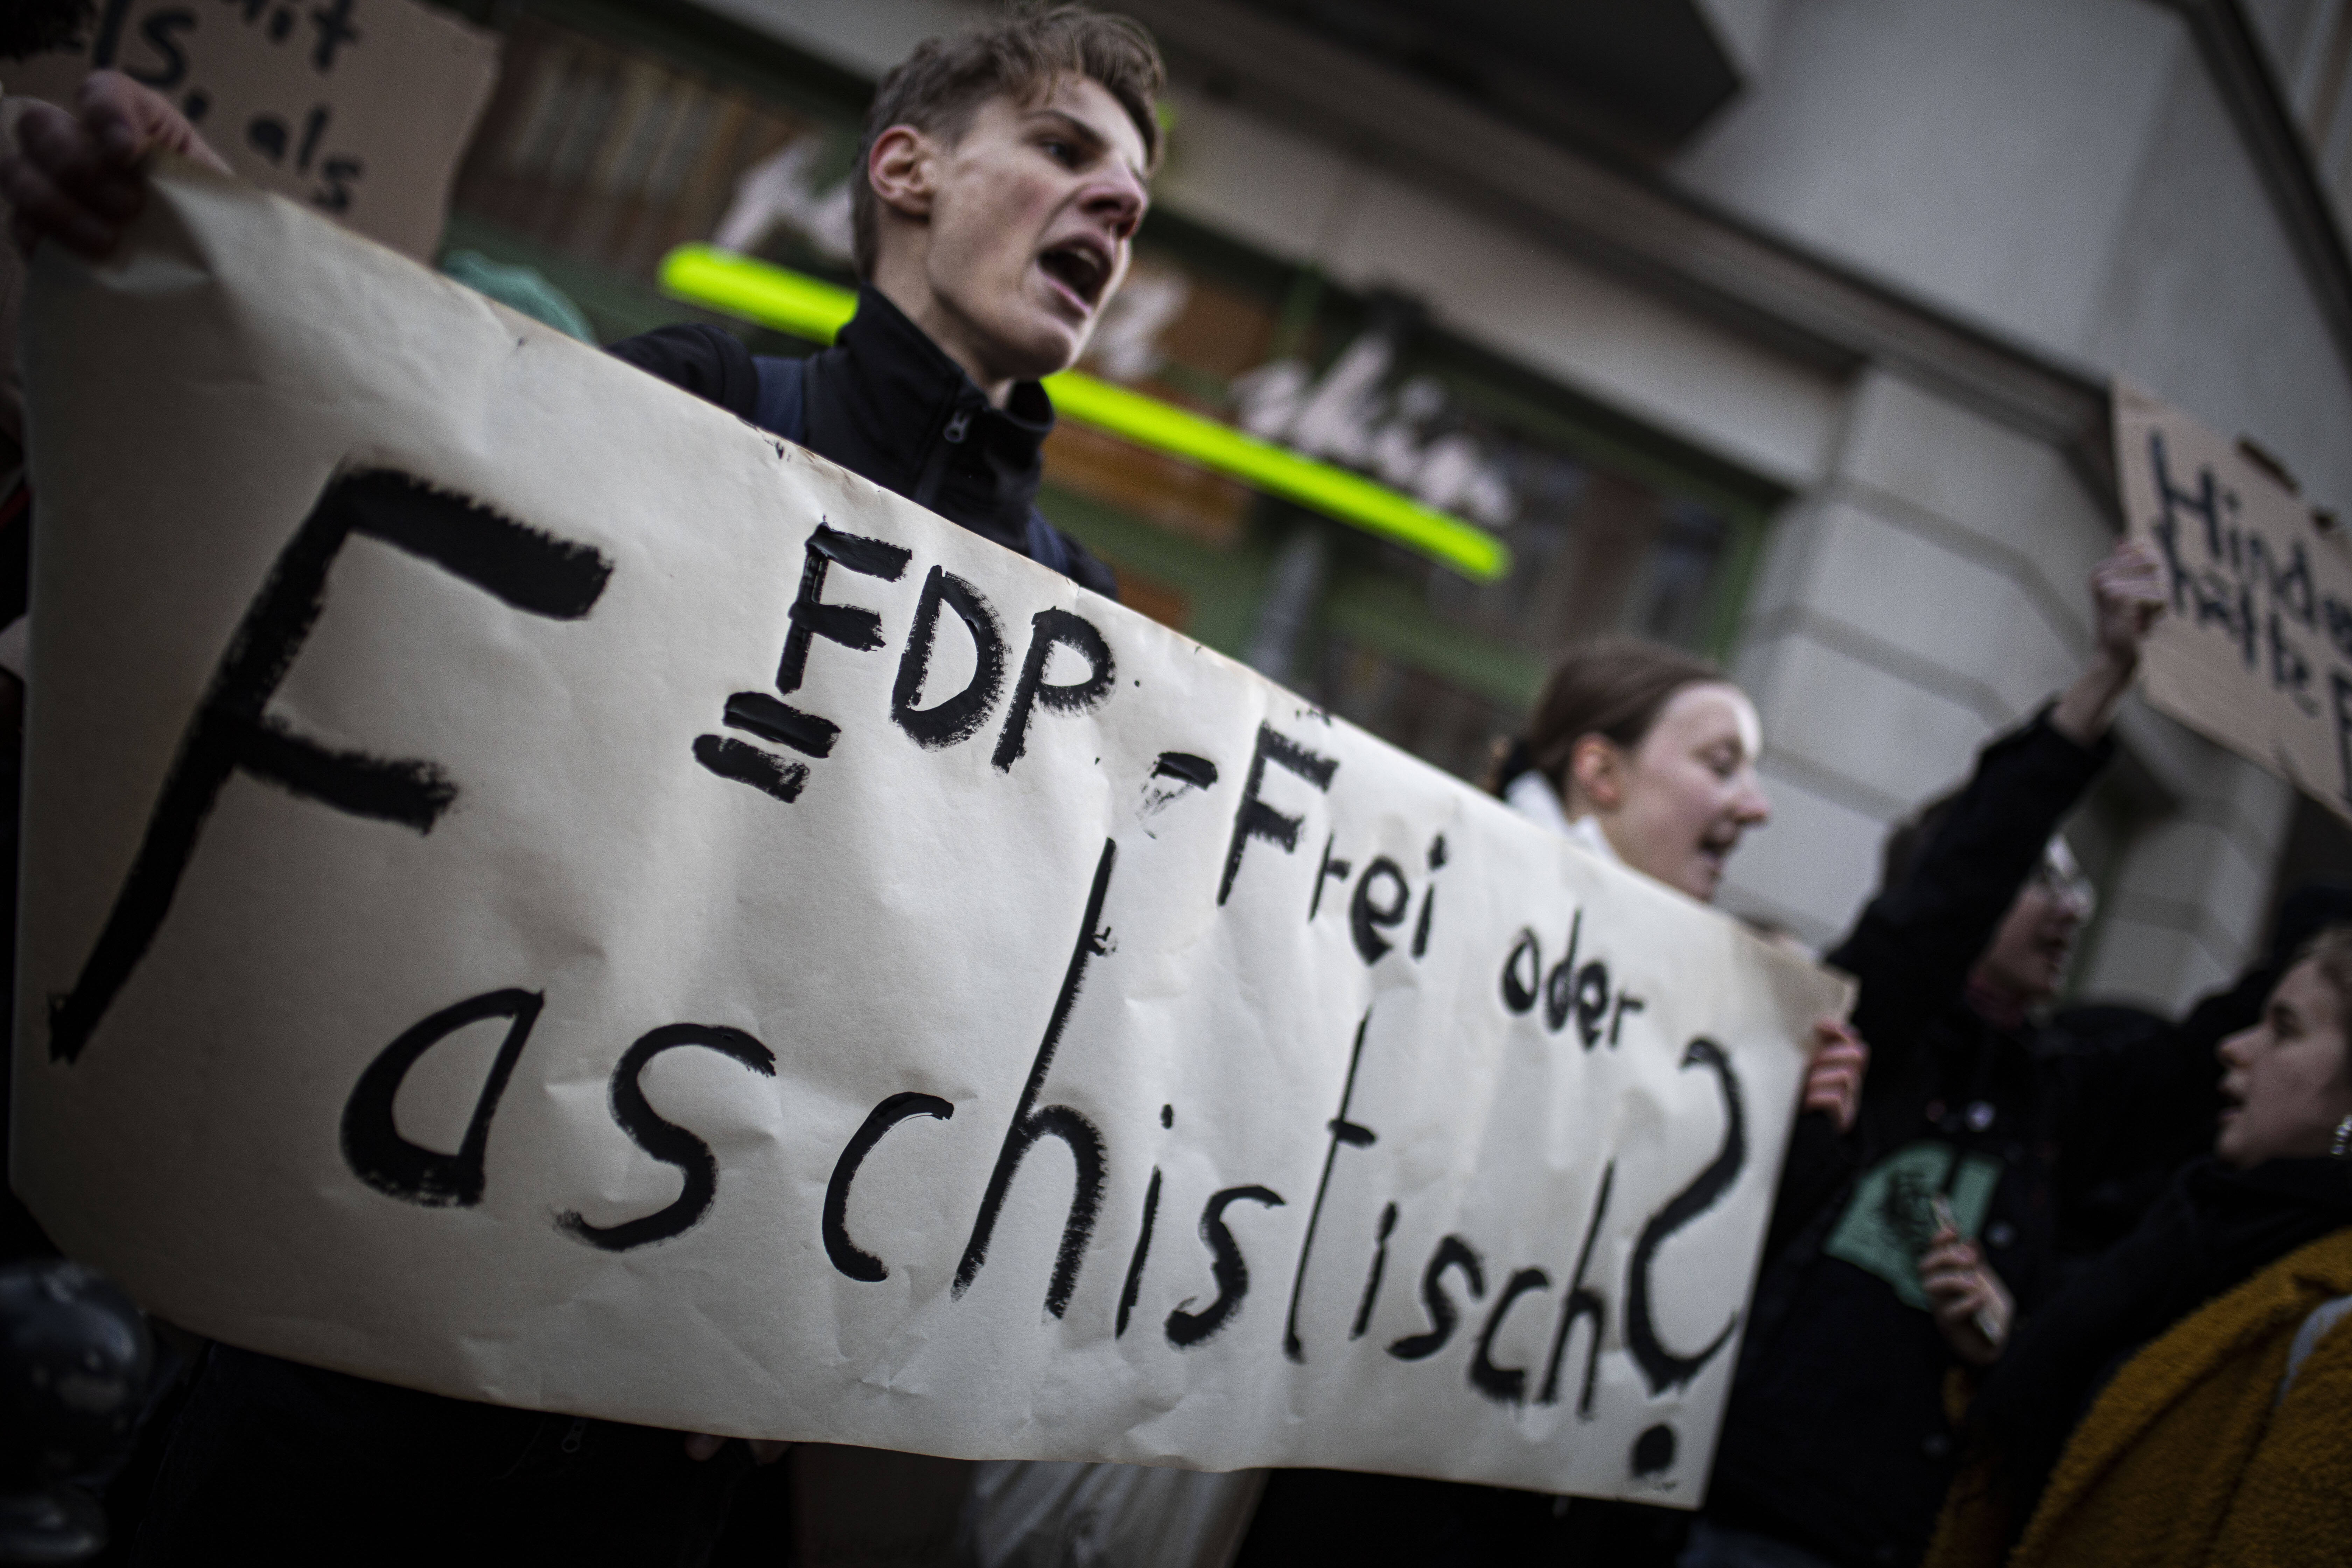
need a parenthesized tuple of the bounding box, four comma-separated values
(1927, 922, 2352, 1567)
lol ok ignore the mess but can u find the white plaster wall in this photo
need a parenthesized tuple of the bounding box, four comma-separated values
(2242, 0, 2334, 103)
(1151, 93, 1844, 489)
(1698, 0, 1790, 79)
(2084, 41, 2352, 505)
(1674, 0, 2181, 355)
(1668, 0, 2336, 999)
(2080, 707, 2295, 1000)
(1721, 368, 2297, 1007)
(1720, 371, 2108, 947)
(1674, 0, 2352, 516)
(2243, 0, 2352, 221)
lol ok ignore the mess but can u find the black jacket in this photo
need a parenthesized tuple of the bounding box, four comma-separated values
(1706, 722, 2349, 1568)
(607, 288, 1116, 599)
(1706, 713, 2126, 1568)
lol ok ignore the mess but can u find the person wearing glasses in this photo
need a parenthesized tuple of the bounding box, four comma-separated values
(1687, 541, 2185, 1568)
(1692, 544, 2352, 1568)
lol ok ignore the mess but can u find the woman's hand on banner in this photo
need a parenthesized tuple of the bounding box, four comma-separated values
(3, 70, 229, 260)
(1800, 1018, 1868, 1133)
(1918, 1224, 2013, 1367)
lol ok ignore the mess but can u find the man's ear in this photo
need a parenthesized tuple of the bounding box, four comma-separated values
(867, 124, 938, 221)
(1568, 734, 1626, 813)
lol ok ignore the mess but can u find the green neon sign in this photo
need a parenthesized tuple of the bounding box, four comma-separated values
(657, 244, 1511, 582)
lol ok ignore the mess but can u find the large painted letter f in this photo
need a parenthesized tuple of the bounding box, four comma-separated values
(47, 469, 612, 1064)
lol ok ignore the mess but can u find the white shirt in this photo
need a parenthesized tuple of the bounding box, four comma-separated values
(1502, 770, 1620, 866)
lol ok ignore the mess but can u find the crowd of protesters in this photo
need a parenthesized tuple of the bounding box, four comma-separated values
(5, 2, 2351, 1564)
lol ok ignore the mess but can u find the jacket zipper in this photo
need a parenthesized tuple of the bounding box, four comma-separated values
(912, 405, 972, 510)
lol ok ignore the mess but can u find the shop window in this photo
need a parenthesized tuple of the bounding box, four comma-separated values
(448, 14, 857, 322)
(1110, 568, 1194, 634)
(1318, 639, 1516, 787)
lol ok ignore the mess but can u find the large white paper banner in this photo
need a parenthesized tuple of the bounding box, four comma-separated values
(15, 165, 1848, 1505)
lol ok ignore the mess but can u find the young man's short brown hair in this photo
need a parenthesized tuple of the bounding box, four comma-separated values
(849, 5, 1165, 280)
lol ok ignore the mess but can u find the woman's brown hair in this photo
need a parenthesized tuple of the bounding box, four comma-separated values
(2296, 925, 2352, 1082)
(1519, 638, 1728, 793)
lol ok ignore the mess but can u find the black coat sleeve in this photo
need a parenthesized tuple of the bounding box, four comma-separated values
(1826, 710, 2111, 1118)
(1763, 1111, 1860, 1265)
(605, 324, 762, 422)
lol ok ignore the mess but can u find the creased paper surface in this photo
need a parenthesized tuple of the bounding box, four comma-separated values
(15, 166, 1848, 1506)
(2115, 380, 2352, 822)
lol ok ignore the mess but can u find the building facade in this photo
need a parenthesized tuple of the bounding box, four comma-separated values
(439, 0, 2352, 1010)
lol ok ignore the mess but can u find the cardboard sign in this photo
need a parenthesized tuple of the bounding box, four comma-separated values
(2115, 383, 2352, 823)
(8, 0, 497, 259)
(14, 165, 1848, 1504)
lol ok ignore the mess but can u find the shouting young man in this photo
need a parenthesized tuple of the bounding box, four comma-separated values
(609, 7, 1158, 598)
(2, 7, 1161, 1559)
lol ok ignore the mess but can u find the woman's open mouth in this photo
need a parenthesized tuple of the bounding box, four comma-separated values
(1696, 826, 1742, 876)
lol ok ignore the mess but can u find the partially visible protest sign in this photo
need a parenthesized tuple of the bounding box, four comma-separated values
(15, 165, 1847, 1504)
(2115, 382, 2352, 823)
(9, 0, 496, 258)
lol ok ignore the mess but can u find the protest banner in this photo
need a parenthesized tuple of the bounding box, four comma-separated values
(14, 163, 1848, 1504)
(9, 0, 497, 259)
(2115, 382, 2352, 824)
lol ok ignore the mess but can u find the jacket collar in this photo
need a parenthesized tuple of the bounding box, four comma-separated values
(806, 287, 1054, 552)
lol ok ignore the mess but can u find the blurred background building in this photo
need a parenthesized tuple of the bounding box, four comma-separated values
(424, 0, 2352, 1010)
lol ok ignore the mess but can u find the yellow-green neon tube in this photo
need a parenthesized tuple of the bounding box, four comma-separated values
(657, 245, 1512, 583)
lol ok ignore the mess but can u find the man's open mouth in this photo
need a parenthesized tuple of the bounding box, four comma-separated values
(1038, 239, 1111, 310)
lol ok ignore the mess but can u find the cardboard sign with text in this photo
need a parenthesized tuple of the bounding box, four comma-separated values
(15, 166, 1848, 1504)
(9, 0, 496, 259)
(2115, 383, 2352, 823)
